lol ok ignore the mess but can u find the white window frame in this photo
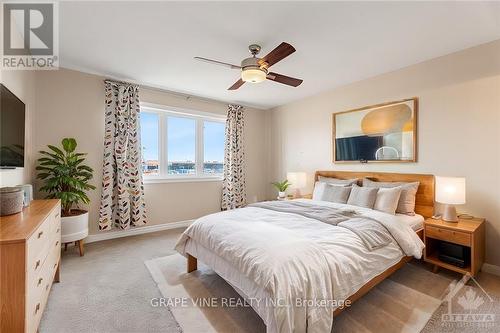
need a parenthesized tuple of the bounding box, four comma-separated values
(140, 102, 226, 184)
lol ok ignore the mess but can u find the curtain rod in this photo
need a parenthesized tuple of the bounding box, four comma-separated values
(102, 77, 245, 108)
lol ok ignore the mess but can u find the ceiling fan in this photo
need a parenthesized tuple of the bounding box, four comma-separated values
(194, 42, 303, 90)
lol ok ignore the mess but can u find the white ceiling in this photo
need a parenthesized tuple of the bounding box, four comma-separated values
(58, 1, 500, 109)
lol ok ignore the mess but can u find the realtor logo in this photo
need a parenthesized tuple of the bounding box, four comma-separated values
(2, 2, 58, 69)
(441, 274, 497, 329)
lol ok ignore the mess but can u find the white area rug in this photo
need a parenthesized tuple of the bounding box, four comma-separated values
(145, 254, 453, 333)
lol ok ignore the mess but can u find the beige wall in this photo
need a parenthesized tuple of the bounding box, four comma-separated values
(33, 68, 268, 234)
(0, 69, 36, 187)
(269, 40, 500, 266)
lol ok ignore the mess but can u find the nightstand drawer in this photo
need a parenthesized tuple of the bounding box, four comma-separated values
(425, 225, 471, 246)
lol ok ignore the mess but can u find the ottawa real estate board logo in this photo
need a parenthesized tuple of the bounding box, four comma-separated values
(2, 2, 58, 70)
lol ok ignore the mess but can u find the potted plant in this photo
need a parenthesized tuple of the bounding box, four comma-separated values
(271, 179, 291, 199)
(36, 138, 95, 256)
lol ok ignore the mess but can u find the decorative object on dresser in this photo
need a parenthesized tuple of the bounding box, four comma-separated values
(18, 184, 34, 207)
(0, 199, 61, 333)
(36, 138, 95, 256)
(287, 172, 307, 198)
(435, 176, 466, 222)
(0, 186, 24, 216)
(332, 98, 418, 163)
(424, 217, 485, 277)
(271, 179, 291, 199)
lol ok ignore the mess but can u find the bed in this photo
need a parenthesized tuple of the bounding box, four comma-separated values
(175, 171, 435, 333)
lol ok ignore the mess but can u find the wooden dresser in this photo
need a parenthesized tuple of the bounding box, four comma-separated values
(0, 199, 61, 333)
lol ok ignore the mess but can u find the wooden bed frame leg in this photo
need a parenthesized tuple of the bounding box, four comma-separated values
(187, 254, 197, 273)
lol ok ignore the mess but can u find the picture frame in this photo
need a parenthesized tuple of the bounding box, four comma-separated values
(332, 98, 418, 163)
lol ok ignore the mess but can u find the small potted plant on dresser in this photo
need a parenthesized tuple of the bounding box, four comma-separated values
(271, 179, 291, 200)
(36, 138, 95, 256)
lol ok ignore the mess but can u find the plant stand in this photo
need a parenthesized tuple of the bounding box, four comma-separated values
(61, 211, 89, 257)
(63, 240, 84, 256)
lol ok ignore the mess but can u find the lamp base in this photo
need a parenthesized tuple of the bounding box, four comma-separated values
(442, 204, 458, 222)
(293, 188, 302, 199)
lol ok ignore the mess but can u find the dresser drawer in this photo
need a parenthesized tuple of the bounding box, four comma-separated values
(425, 225, 471, 246)
(27, 220, 51, 276)
(49, 207, 61, 238)
(26, 268, 48, 333)
(47, 237, 61, 278)
(26, 242, 59, 333)
(28, 255, 51, 302)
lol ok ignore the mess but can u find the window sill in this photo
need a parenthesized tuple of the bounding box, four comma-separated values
(143, 176, 223, 184)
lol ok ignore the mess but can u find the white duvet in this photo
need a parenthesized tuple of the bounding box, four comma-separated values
(175, 199, 425, 333)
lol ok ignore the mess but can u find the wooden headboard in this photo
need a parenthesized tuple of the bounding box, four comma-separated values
(314, 171, 435, 218)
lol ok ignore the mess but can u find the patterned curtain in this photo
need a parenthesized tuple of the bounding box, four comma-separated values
(221, 104, 246, 210)
(98, 80, 146, 230)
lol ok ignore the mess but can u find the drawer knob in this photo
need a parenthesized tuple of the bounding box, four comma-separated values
(56, 228, 60, 233)
(38, 277, 43, 286)
(35, 260, 41, 269)
(38, 231, 44, 239)
(55, 213, 60, 218)
(55, 241, 59, 246)
(35, 303, 40, 314)
(54, 263, 57, 269)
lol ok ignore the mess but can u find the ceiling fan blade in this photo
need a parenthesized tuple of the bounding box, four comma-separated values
(194, 57, 241, 69)
(258, 42, 296, 67)
(228, 78, 245, 90)
(267, 72, 303, 87)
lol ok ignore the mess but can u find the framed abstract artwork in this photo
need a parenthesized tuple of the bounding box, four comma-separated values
(333, 98, 418, 163)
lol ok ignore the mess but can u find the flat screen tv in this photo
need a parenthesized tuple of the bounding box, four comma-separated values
(1, 84, 25, 168)
(335, 135, 383, 161)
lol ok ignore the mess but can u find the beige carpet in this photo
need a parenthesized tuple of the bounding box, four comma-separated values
(145, 254, 456, 333)
(40, 230, 183, 333)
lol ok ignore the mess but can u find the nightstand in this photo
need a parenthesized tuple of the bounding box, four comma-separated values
(424, 217, 485, 277)
(276, 194, 312, 201)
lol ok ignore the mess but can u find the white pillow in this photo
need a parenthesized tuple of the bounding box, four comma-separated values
(347, 184, 379, 209)
(312, 182, 352, 204)
(373, 187, 403, 214)
(363, 178, 419, 215)
(312, 181, 327, 200)
(323, 184, 352, 204)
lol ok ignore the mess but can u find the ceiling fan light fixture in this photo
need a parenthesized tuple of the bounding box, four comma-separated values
(241, 68, 267, 83)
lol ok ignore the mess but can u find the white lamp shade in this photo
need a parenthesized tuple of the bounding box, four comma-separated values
(436, 176, 466, 205)
(287, 172, 307, 189)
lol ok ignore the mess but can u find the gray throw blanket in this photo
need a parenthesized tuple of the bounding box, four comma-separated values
(249, 201, 393, 251)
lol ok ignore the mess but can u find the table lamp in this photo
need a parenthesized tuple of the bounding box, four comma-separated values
(286, 172, 307, 198)
(435, 176, 466, 222)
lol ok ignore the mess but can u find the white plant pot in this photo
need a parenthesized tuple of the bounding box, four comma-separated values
(278, 191, 286, 199)
(61, 210, 89, 243)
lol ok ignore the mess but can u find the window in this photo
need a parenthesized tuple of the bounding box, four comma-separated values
(140, 106, 225, 181)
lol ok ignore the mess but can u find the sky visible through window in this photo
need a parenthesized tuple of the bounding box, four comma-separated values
(141, 112, 158, 161)
(168, 116, 195, 162)
(204, 121, 225, 163)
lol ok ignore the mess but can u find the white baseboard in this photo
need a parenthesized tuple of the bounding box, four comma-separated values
(85, 219, 194, 244)
(482, 263, 500, 277)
